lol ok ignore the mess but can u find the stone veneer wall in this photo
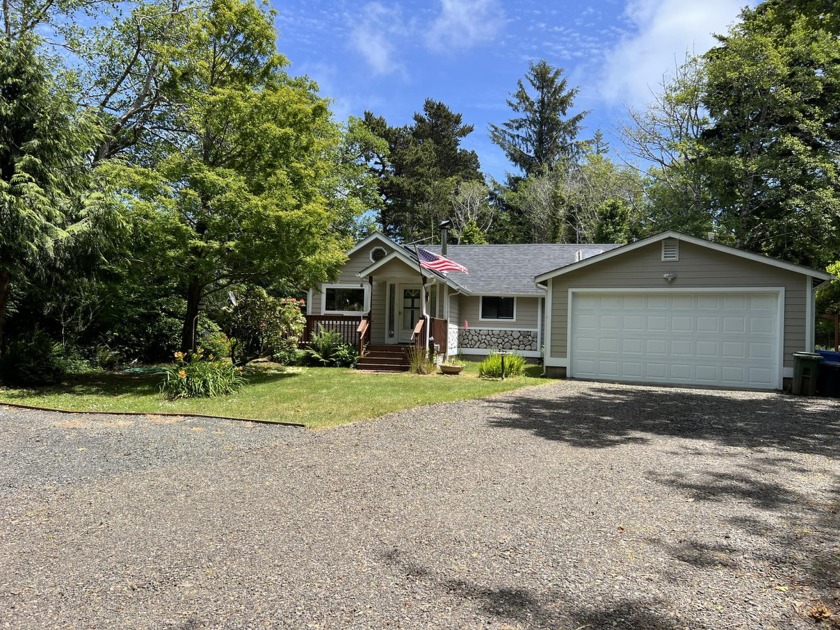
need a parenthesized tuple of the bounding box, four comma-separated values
(459, 328, 538, 352)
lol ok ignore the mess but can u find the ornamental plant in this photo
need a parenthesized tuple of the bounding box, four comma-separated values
(223, 287, 306, 366)
(160, 350, 246, 399)
(302, 326, 359, 368)
(478, 352, 526, 378)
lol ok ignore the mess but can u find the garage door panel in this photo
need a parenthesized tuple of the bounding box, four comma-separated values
(697, 295, 720, 309)
(645, 339, 668, 354)
(722, 342, 746, 359)
(697, 317, 719, 333)
(670, 364, 691, 379)
(671, 316, 693, 332)
(723, 317, 746, 333)
(623, 315, 643, 330)
(750, 317, 773, 333)
(670, 340, 691, 356)
(600, 315, 620, 329)
(621, 362, 643, 377)
(599, 338, 619, 353)
(622, 338, 643, 354)
(645, 363, 667, 378)
(570, 291, 780, 390)
(696, 341, 719, 357)
(647, 316, 668, 332)
(598, 360, 620, 376)
(749, 342, 773, 359)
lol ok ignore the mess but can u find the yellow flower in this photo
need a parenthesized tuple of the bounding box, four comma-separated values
(178, 370, 187, 379)
(174, 351, 184, 360)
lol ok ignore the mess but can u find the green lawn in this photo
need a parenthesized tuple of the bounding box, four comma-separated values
(0, 363, 548, 429)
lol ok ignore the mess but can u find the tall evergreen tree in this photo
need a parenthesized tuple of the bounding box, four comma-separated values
(0, 35, 100, 352)
(490, 60, 588, 176)
(363, 99, 482, 242)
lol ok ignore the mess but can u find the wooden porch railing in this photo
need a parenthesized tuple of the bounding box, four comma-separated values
(429, 317, 447, 353)
(357, 318, 370, 357)
(412, 318, 425, 349)
(302, 315, 363, 348)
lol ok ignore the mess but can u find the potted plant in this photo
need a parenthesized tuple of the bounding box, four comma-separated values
(439, 357, 465, 375)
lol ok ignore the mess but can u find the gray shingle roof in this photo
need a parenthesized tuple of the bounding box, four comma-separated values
(420, 243, 622, 295)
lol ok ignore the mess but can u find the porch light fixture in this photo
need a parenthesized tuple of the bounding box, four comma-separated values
(663, 272, 677, 283)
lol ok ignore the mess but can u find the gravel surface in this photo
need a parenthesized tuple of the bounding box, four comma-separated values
(1, 380, 839, 629)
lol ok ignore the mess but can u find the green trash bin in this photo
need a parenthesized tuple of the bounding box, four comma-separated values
(792, 352, 822, 395)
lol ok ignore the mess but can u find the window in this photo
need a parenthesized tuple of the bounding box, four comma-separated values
(370, 246, 387, 262)
(323, 285, 366, 314)
(481, 296, 515, 320)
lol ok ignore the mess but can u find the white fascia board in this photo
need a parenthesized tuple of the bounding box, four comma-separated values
(535, 230, 833, 283)
(356, 250, 466, 292)
(347, 232, 401, 257)
(356, 250, 429, 278)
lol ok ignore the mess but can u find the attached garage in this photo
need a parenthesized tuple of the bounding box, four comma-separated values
(537, 232, 832, 391)
(569, 290, 782, 390)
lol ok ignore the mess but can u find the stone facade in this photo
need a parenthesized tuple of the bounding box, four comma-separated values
(459, 328, 538, 352)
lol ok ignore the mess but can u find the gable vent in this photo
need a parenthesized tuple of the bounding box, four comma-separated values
(662, 239, 679, 262)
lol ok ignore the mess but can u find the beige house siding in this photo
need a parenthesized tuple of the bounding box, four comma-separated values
(310, 241, 399, 316)
(370, 279, 387, 344)
(460, 296, 541, 329)
(548, 240, 808, 368)
(448, 292, 460, 326)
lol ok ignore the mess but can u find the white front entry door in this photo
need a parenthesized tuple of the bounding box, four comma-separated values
(569, 291, 782, 389)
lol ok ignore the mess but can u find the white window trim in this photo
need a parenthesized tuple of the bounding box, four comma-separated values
(369, 246, 388, 263)
(662, 239, 680, 262)
(479, 296, 517, 322)
(321, 283, 370, 315)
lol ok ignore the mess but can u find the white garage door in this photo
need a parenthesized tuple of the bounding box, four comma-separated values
(570, 291, 781, 389)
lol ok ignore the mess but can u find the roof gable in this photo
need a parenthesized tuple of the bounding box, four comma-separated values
(535, 231, 832, 283)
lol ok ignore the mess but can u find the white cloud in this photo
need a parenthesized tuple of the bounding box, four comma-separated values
(348, 3, 408, 76)
(600, 0, 752, 107)
(425, 0, 505, 52)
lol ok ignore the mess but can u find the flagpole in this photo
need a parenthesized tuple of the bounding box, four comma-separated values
(407, 237, 433, 351)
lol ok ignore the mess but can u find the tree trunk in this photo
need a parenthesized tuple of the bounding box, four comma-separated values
(0, 269, 10, 356)
(180, 277, 203, 352)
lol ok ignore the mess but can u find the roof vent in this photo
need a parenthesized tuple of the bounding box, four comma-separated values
(662, 239, 679, 262)
(575, 248, 603, 262)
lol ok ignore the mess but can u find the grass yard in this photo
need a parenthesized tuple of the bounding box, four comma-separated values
(0, 363, 547, 429)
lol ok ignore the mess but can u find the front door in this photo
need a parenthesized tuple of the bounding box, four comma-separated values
(398, 285, 423, 343)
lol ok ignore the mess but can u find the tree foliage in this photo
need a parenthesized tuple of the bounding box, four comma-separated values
(363, 99, 483, 242)
(103, 0, 353, 351)
(490, 60, 588, 176)
(0, 34, 100, 351)
(698, 0, 840, 268)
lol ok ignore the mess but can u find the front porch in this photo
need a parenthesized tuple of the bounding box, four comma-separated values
(302, 314, 449, 372)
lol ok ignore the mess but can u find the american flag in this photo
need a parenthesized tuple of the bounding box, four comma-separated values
(418, 248, 468, 274)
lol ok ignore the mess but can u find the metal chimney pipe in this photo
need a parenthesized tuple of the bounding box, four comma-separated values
(439, 219, 452, 256)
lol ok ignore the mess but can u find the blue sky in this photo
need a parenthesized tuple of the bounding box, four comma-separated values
(273, 0, 756, 181)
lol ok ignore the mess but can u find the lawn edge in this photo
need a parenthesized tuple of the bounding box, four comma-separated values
(0, 401, 305, 428)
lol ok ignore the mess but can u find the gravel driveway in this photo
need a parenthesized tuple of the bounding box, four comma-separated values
(1, 381, 838, 629)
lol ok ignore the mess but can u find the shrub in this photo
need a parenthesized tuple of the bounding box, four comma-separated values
(198, 331, 232, 360)
(302, 326, 359, 367)
(223, 287, 305, 366)
(407, 345, 436, 374)
(93, 345, 122, 371)
(478, 352, 525, 378)
(0, 331, 67, 386)
(159, 350, 246, 399)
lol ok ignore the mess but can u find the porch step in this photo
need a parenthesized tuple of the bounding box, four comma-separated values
(357, 345, 411, 372)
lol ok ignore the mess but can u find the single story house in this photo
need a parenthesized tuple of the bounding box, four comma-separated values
(306, 230, 831, 390)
